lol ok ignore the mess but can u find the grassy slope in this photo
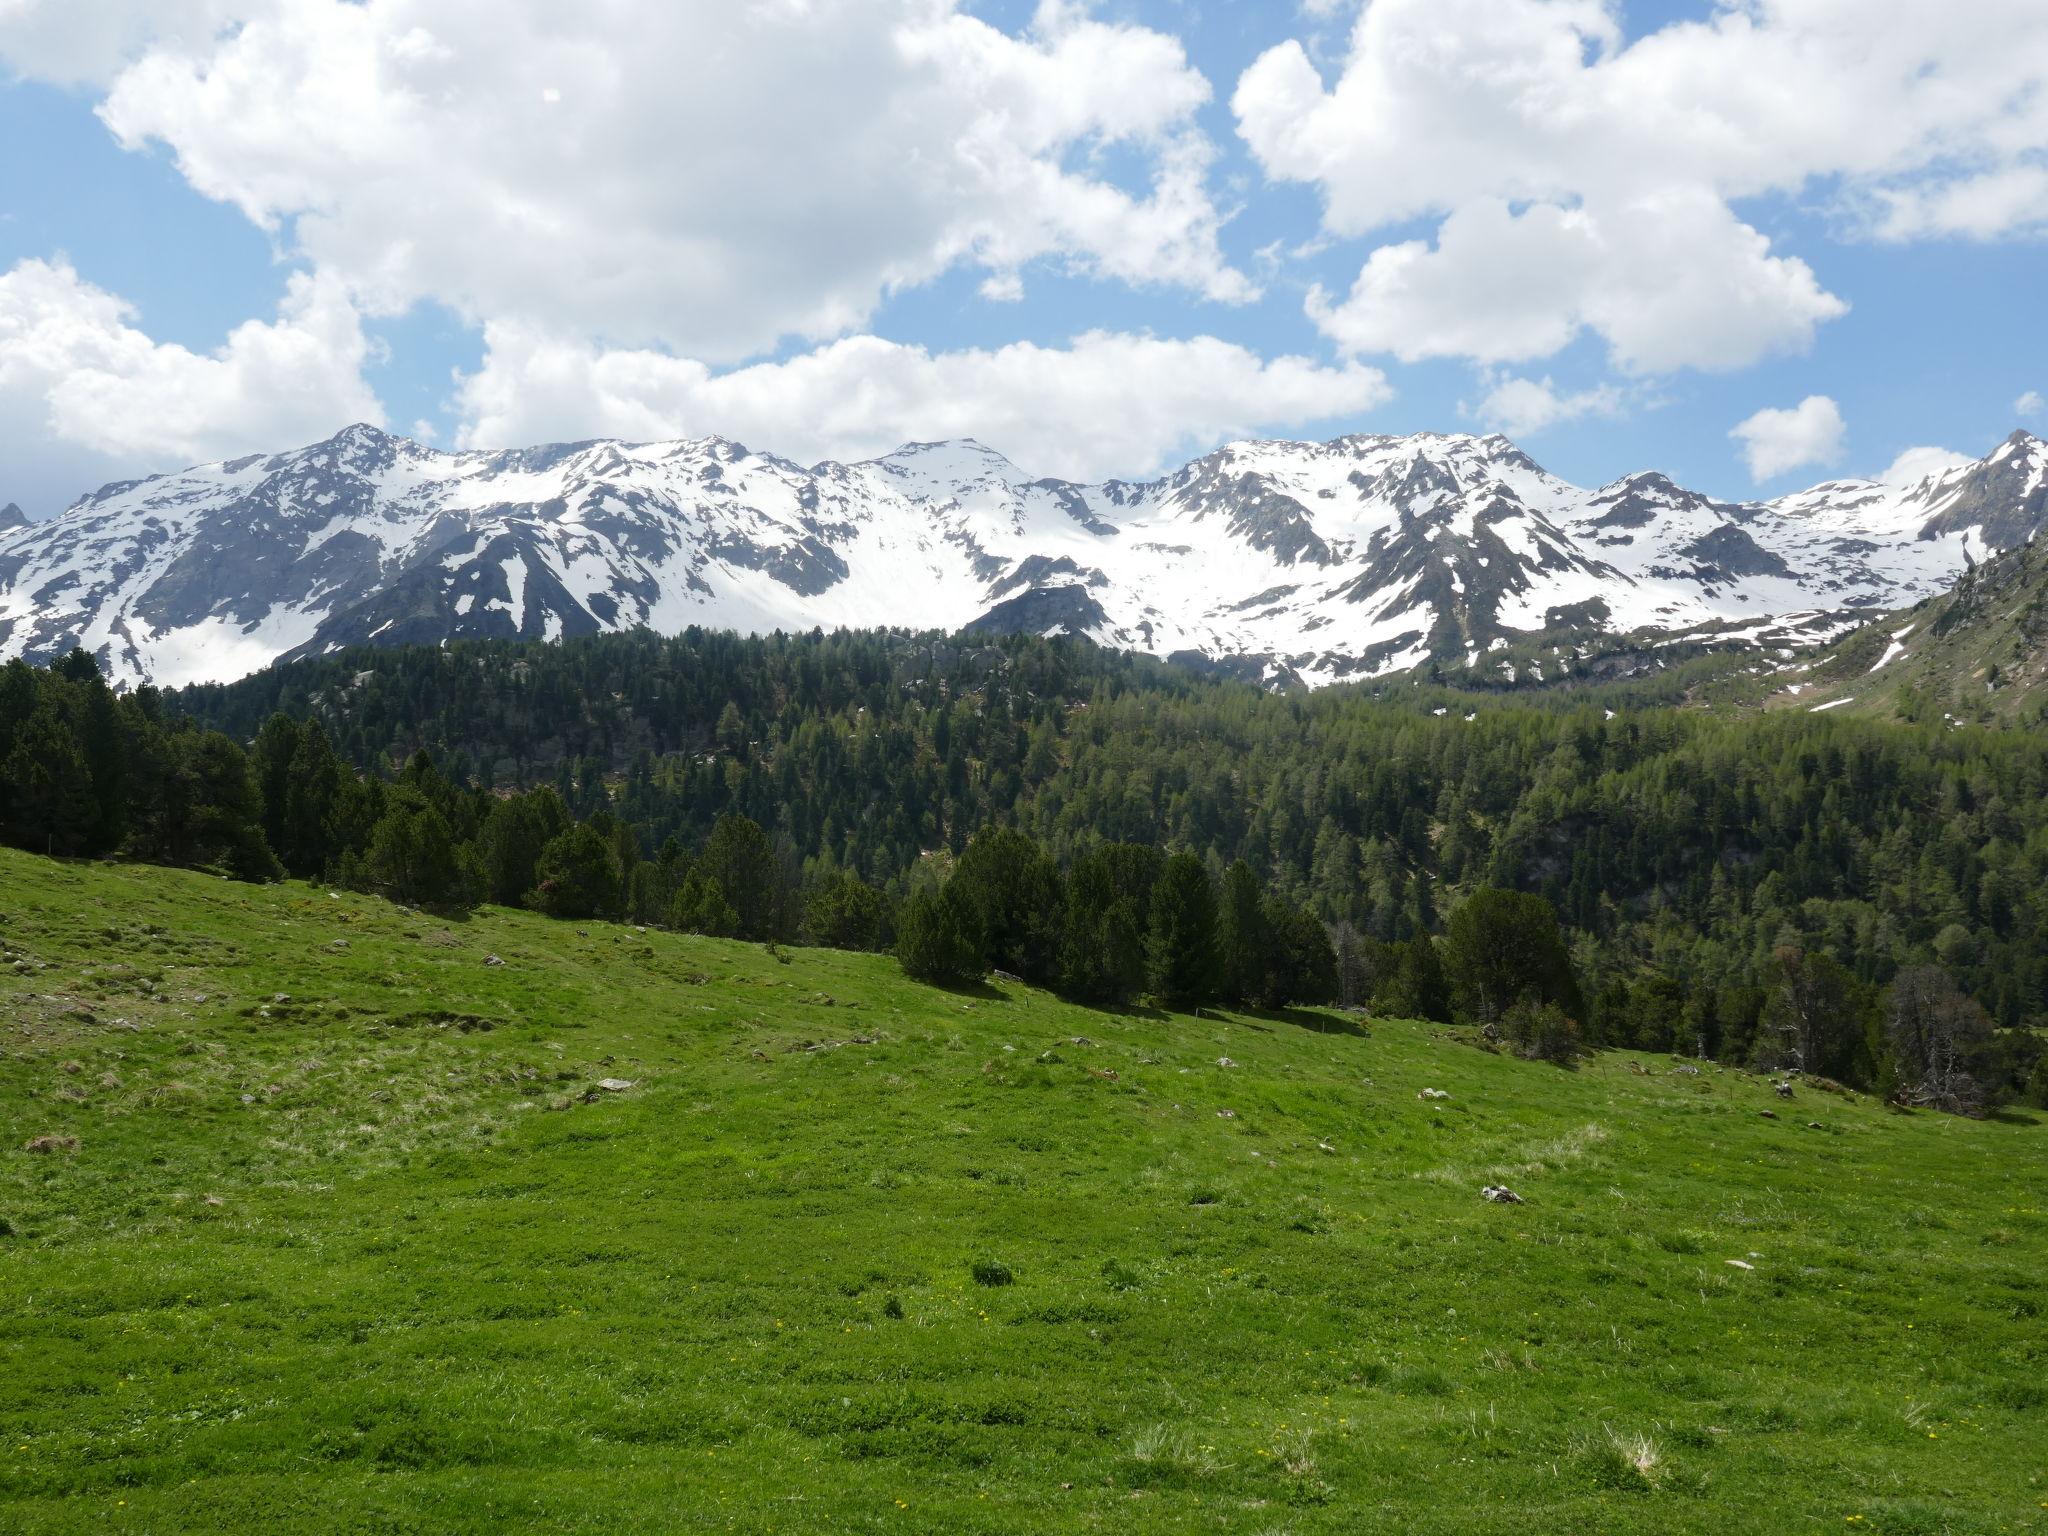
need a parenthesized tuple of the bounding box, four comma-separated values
(2, 850, 2044, 1535)
(1767, 538, 2048, 724)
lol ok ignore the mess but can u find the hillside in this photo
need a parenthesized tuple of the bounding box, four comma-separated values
(1771, 535, 2048, 725)
(159, 627, 2048, 1030)
(3, 849, 2044, 1533)
(3, 423, 2044, 690)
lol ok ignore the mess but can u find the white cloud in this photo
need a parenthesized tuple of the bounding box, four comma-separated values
(1469, 372, 1623, 440)
(452, 326, 1391, 482)
(84, 0, 1251, 364)
(0, 258, 380, 511)
(1305, 192, 1845, 374)
(1237, 0, 2048, 371)
(2017, 389, 2045, 418)
(1880, 445, 1974, 486)
(0, 0, 246, 86)
(1730, 396, 1847, 482)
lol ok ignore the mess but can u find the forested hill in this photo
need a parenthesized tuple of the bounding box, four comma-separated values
(170, 628, 2048, 1031)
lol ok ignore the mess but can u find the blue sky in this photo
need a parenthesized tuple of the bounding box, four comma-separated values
(2, 0, 2044, 517)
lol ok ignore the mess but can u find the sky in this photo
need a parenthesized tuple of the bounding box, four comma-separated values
(1, 0, 2045, 518)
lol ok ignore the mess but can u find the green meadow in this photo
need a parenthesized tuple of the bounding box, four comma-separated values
(2, 847, 2043, 1533)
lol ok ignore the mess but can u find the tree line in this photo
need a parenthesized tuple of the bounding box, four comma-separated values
(10, 627, 2045, 1113)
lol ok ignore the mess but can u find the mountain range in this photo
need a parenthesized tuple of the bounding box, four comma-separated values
(1, 422, 2043, 689)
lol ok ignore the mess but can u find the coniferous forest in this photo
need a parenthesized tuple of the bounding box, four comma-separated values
(6, 626, 2045, 1111)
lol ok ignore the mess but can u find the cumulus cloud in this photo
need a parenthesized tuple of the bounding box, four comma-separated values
(452, 327, 1391, 482)
(84, 0, 1251, 363)
(2017, 389, 2045, 418)
(1305, 193, 1844, 374)
(1730, 396, 1847, 482)
(1880, 445, 1974, 486)
(0, 0, 246, 85)
(1237, 0, 2048, 371)
(0, 258, 381, 512)
(1468, 371, 1623, 440)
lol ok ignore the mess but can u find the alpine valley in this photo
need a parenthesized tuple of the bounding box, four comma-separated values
(2, 422, 2043, 690)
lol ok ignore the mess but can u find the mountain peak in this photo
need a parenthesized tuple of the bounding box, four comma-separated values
(0, 502, 26, 532)
(5, 421, 2045, 691)
(869, 438, 1025, 489)
(883, 436, 1011, 462)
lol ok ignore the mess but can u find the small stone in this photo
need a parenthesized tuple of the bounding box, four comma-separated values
(483, 954, 505, 967)
(1725, 1258, 1754, 1270)
(1418, 1087, 1451, 1101)
(202, 1195, 224, 1208)
(272, 993, 290, 1005)
(1216, 1056, 1237, 1068)
(594, 1078, 635, 1092)
(1759, 1109, 1778, 1119)
(1481, 1185, 1523, 1204)
(23, 1134, 79, 1154)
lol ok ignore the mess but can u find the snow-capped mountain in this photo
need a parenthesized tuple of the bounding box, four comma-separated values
(2, 424, 2043, 689)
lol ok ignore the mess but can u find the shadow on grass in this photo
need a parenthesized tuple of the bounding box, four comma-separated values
(1093, 1001, 1172, 1023)
(1227, 1006, 1372, 1040)
(927, 977, 1013, 1003)
(1986, 1106, 2042, 1127)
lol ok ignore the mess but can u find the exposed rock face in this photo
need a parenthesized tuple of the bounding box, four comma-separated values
(1, 422, 2043, 689)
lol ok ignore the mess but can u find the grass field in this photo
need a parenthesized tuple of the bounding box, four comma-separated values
(2, 848, 2044, 1533)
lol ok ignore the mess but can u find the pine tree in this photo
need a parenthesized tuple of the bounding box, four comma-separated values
(366, 800, 462, 907)
(803, 869, 890, 950)
(1215, 859, 1269, 1005)
(1442, 889, 1581, 1024)
(530, 824, 623, 919)
(1377, 935, 1451, 1023)
(79, 674, 128, 855)
(1147, 852, 1220, 1009)
(952, 826, 1064, 984)
(700, 812, 780, 939)
(1059, 849, 1145, 1005)
(896, 884, 984, 986)
(1259, 897, 1338, 1007)
(668, 869, 739, 936)
(0, 705, 95, 856)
